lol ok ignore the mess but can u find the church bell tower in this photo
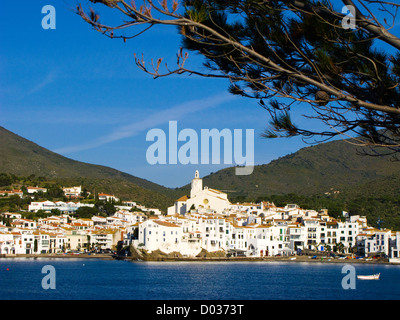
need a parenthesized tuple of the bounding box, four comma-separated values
(190, 170, 203, 198)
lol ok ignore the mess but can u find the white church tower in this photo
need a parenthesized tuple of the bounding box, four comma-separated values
(190, 170, 203, 198)
(167, 169, 230, 215)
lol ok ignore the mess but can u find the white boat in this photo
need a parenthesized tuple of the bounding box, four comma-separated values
(357, 273, 380, 280)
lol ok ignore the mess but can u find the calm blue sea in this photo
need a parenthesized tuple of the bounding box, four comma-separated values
(0, 258, 399, 300)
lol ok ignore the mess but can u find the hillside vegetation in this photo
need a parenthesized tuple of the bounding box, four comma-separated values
(0, 126, 177, 210)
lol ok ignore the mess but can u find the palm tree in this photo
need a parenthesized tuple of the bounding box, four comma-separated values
(336, 242, 345, 254)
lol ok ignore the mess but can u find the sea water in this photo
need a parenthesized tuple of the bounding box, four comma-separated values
(0, 258, 399, 300)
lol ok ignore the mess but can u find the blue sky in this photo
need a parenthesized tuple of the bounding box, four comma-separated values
(0, 1, 396, 188)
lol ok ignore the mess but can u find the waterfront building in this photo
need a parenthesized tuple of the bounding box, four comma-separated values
(389, 232, 400, 263)
(89, 229, 122, 250)
(137, 219, 187, 254)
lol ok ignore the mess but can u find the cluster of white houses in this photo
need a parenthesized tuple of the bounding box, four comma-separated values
(1, 171, 400, 262)
(0, 206, 150, 255)
(0, 184, 122, 202)
(131, 171, 400, 261)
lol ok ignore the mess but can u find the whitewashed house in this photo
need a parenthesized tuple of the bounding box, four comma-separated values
(63, 186, 82, 198)
(138, 219, 187, 254)
(337, 221, 360, 253)
(389, 232, 400, 262)
(89, 229, 121, 250)
(98, 193, 119, 202)
(0, 232, 15, 254)
(27, 186, 47, 194)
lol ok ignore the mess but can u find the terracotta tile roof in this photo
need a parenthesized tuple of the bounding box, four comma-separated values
(154, 220, 180, 228)
(176, 195, 189, 201)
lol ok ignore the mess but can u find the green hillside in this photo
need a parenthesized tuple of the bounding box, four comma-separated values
(0, 126, 176, 211)
(177, 139, 400, 198)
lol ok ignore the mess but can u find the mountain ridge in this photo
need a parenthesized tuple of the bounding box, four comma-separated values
(176, 139, 400, 199)
(2, 125, 400, 215)
(0, 126, 177, 210)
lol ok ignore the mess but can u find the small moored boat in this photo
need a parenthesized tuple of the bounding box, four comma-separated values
(357, 273, 380, 280)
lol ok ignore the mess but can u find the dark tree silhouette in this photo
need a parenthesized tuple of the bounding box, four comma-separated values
(75, 0, 400, 158)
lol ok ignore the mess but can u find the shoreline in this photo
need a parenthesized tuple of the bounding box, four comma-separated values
(0, 253, 115, 260)
(0, 253, 396, 265)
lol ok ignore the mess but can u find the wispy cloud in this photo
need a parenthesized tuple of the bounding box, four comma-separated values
(53, 92, 237, 155)
(27, 70, 57, 95)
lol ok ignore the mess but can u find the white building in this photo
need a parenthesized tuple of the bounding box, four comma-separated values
(1, 212, 22, 220)
(0, 232, 15, 254)
(390, 232, 400, 262)
(0, 189, 23, 198)
(89, 229, 122, 250)
(63, 186, 82, 198)
(28, 201, 94, 213)
(137, 219, 187, 254)
(168, 170, 230, 215)
(357, 228, 392, 257)
(27, 186, 47, 194)
(98, 193, 119, 202)
(337, 221, 360, 253)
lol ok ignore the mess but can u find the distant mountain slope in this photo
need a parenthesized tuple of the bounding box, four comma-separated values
(0, 126, 176, 210)
(177, 139, 400, 198)
(2, 125, 400, 213)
